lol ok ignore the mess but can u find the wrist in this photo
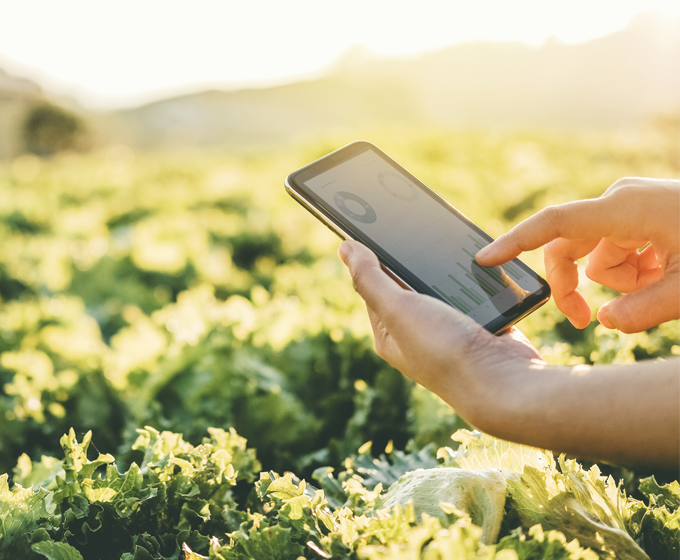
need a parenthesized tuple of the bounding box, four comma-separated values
(460, 359, 541, 435)
(433, 343, 539, 434)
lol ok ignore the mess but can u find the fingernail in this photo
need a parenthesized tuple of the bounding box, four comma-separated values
(597, 302, 613, 329)
(338, 241, 353, 264)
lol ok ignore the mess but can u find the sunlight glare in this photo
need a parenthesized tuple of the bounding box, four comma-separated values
(0, 0, 678, 108)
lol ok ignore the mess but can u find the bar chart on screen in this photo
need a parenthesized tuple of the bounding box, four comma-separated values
(303, 149, 540, 324)
(428, 234, 526, 315)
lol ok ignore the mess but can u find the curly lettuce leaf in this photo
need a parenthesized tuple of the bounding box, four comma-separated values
(381, 468, 508, 544)
(348, 443, 440, 491)
(0, 474, 56, 556)
(627, 477, 680, 560)
(358, 512, 499, 560)
(497, 525, 599, 560)
(440, 430, 554, 474)
(435, 430, 647, 559)
(13, 454, 64, 490)
(508, 459, 648, 560)
(638, 476, 680, 510)
(627, 499, 679, 560)
(31, 541, 84, 560)
(242, 525, 305, 560)
(3, 426, 265, 558)
(310, 441, 439, 513)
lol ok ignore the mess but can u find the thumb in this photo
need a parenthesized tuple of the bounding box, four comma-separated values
(338, 240, 404, 313)
(598, 273, 680, 333)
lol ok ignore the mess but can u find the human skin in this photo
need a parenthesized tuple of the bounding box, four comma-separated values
(338, 177, 680, 467)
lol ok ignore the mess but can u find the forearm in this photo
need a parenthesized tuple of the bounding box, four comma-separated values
(468, 357, 680, 467)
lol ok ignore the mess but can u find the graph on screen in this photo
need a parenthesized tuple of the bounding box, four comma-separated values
(429, 234, 526, 314)
(304, 149, 541, 323)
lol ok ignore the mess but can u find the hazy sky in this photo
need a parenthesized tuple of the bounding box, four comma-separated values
(1, 0, 678, 108)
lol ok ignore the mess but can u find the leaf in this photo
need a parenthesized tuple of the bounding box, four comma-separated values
(13, 454, 64, 490)
(497, 525, 599, 560)
(347, 443, 440, 491)
(358, 509, 487, 560)
(313, 467, 348, 509)
(638, 476, 680, 510)
(0, 474, 55, 555)
(507, 460, 649, 560)
(356, 502, 417, 548)
(182, 543, 208, 560)
(627, 498, 680, 560)
(262, 472, 305, 500)
(205, 427, 260, 483)
(381, 467, 508, 544)
(441, 431, 647, 558)
(421, 517, 499, 560)
(241, 525, 305, 560)
(59, 429, 114, 483)
(445, 429, 554, 473)
(32, 541, 84, 560)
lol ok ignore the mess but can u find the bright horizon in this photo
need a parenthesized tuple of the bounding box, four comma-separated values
(1, 0, 679, 109)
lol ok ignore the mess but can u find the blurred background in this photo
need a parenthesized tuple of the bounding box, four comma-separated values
(0, 1, 678, 480)
(1, 0, 679, 155)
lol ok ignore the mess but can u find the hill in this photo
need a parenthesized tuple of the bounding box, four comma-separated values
(97, 12, 678, 150)
(0, 68, 42, 159)
(0, 12, 678, 156)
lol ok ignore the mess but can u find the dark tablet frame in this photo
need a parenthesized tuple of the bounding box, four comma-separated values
(285, 140, 551, 334)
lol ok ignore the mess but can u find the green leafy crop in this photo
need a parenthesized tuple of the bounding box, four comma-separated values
(3, 427, 259, 559)
(3, 427, 677, 560)
(0, 128, 678, 559)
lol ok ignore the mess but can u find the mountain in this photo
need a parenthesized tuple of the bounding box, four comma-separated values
(98, 12, 678, 150)
(96, 76, 421, 149)
(377, 11, 679, 128)
(1, 11, 678, 156)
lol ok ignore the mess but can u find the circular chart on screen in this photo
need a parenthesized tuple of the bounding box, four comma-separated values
(377, 171, 419, 202)
(334, 191, 377, 224)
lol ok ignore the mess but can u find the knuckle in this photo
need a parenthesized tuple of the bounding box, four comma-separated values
(604, 178, 651, 204)
(540, 205, 565, 229)
(609, 302, 636, 333)
(608, 183, 635, 200)
(606, 176, 639, 193)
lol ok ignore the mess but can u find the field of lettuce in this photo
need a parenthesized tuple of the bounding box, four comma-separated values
(0, 125, 678, 559)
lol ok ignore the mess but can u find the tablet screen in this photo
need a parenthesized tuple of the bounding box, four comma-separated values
(302, 148, 545, 327)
